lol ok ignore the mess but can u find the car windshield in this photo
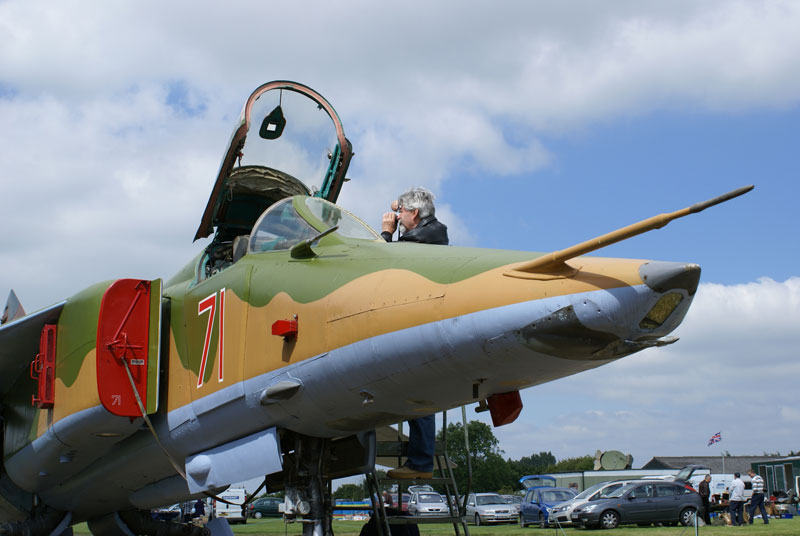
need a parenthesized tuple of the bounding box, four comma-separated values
(608, 484, 636, 498)
(540, 490, 575, 503)
(476, 495, 505, 505)
(596, 483, 625, 499)
(575, 482, 606, 500)
(419, 493, 443, 503)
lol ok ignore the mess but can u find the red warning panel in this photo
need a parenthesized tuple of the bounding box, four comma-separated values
(30, 324, 57, 408)
(96, 279, 152, 417)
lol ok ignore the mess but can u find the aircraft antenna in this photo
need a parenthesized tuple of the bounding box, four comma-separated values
(513, 185, 754, 274)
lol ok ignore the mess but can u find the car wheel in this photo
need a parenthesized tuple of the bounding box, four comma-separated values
(599, 510, 619, 529)
(680, 507, 697, 527)
(474, 514, 482, 526)
(254, 512, 262, 519)
(519, 514, 527, 528)
(538, 513, 545, 529)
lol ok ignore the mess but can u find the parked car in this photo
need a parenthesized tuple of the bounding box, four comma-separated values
(408, 491, 449, 517)
(389, 492, 411, 511)
(570, 481, 703, 529)
(151, 503, 181, 521)
(669, 464, 709, 484)
(546, 479, 638, 527)
(519, 486, 576, 527)
(465, 493, 517, 525)
(248, 496, 283, 519)
(518, 474, 576, 528)
(502, 494, 523, 511)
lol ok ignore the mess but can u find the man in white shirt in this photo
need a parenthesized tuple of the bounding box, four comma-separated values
(728, 472, 745, 526)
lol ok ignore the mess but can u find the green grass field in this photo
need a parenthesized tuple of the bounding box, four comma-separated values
(75, 516, 798, 535)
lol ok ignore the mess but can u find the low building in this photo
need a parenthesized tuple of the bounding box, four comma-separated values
(547, 469, 675, 491)
(751, 456, 800, 496)
(546, 455, 789, 493)
(641, 456, 783, 475)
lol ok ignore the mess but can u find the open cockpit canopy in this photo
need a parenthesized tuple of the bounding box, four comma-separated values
(195, 81, 353, 243)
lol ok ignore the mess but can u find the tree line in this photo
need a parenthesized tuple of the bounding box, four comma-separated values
(334, 420, 593, 500)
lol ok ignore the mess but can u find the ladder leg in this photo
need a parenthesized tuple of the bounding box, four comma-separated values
(366, 472, 391, 536)
(371, 410, 470, 536)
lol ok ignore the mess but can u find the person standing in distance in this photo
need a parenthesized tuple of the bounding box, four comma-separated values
(380, 187, 448, 479)
(698, 474, 712, 525)
(747, 469, 769, 524)
(728, 472, 745, 526)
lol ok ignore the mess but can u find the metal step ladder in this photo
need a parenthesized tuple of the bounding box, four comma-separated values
(363, 411, 471, 536)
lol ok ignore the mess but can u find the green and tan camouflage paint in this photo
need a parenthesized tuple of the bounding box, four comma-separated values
(10, 197, 646, 450)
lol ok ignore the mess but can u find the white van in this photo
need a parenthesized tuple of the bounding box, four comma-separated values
(688, 473, 752, 500)
(214, 488, 247, 524)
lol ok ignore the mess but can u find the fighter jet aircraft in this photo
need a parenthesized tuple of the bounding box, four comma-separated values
(0, 81, 751, 536)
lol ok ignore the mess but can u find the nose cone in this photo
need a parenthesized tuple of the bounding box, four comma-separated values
(639, 262, 701, 295)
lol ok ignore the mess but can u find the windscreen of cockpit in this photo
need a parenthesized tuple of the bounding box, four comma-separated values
(249, 198, 318, 253)
(239, 88, 340, 196)
(249, 197, 380, 253)
(304, 197, 380, 240)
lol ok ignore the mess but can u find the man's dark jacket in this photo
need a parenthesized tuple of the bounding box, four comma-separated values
(381, 215, 449, 245)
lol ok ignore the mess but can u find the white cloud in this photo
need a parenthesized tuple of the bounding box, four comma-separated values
(0, 1, 798, 467)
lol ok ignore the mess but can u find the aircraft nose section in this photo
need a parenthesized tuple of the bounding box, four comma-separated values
(639, 261, 701, 295)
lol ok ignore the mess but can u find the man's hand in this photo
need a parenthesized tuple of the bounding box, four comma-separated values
(382, 211, 398, 234)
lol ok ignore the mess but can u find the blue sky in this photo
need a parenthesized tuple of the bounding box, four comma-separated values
(444, 106, 798, 285)
(1, 1, 798, 481)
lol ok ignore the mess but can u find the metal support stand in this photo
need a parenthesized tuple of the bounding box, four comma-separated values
(365, 410, 470, 536)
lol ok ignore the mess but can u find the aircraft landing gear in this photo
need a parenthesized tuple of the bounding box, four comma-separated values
(281, 434, 333, 536)
(87, 510, 210, 536)
(0, 507, 67, 536)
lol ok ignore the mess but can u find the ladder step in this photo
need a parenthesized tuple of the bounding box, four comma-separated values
(387, 516, 465, 525)
(376, 441, 447, 456)
(380, 477, 455, 486)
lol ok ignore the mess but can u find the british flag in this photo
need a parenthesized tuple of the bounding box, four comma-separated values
(707, 432, 722, 446)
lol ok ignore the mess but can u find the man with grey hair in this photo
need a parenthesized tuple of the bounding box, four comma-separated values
(381, 187, 448, 245)
(380, 187, 448, 479)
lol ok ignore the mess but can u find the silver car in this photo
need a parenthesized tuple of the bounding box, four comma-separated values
(502, 494, 522, 515)
(546, 480, 633, 527)
(408, 491, 449, 517)
(466, 493, 517, 525)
